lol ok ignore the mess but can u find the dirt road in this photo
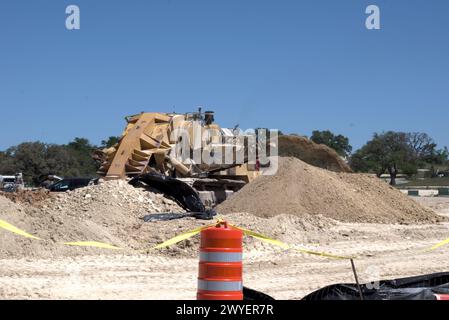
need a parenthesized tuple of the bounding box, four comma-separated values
(1, 197, 449, 300)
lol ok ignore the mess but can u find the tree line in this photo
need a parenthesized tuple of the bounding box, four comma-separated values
(309, 130, 449, 185)
(350, 132, 449, 185)
(1, 131, 448, 186)
(0, 137, 118, 186)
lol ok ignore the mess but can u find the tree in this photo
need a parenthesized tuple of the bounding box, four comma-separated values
(65, 138, 98, 177)
(68, 137, 93, 153)
(310, 130, 352, 157)
(0, 138, 100, 186)
(101, 136, 120, 148)
(0, 150, 17, 175)
(436, 147, 449, 165)
(406, 132, 437, 163)
(350, 132, 414, 185)
(1, 142, 52, 185)
(350, 131, 446, 185)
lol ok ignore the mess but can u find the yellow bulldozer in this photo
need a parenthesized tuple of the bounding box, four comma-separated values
(96, 109, 272, 208)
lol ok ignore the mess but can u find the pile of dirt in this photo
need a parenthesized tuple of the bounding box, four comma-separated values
(0, 190, 339, 259)
(0, 177, 342, 259)
(278, 135, 352, 173)
(0, 194, 115, 259)
(0, 189, 52, 206)
(0, 180, 186, 258)
(217, 157, 440, 224)
(0, 163, 440, 260)
(43, 179, 184, 216)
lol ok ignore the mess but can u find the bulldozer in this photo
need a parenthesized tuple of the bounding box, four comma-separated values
(96, 109, 274, 208)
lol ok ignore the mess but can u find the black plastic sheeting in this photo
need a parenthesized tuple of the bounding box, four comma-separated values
(243, 287, 275, 301)
(130, 173, 216, 220)
(143, 212, 215, 222)
(302, 272, 449, 300)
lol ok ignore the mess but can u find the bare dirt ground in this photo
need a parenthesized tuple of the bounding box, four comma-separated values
(414, 196, 449, 217)
(1, 197, 449, 300)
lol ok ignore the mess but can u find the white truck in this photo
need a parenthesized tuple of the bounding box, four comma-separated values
(0, 173, 25, 192)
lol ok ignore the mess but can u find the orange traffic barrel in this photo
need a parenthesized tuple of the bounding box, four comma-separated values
(197, 221, 243, 300)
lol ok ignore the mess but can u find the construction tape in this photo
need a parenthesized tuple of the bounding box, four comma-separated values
(0, 218, 122, 250)
(63, 241, 123, 250)
(152, 223, 215, 249)
(0, 219, 41, 240)
(0, 216, 353, 258)
(425, 237, 449, 252)
(228, 223, 352, 260)
(229, 224, 290, 249)
(148, 219, 351, 260)
(292, 246, 353, 260)
(0, 217, 410, 260)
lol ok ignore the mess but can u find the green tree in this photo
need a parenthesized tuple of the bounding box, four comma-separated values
(436, 147, 449, 165)
(310, 130, 352, 157)
(1, 142, 51, 185)
(65, 138, 98, 177)
(0, 138, 100, 186)
(350, 131, 445, 185)
(0, 151, 16, 174)
(101, 136, 120, 148)
(407, 132, 437, 163)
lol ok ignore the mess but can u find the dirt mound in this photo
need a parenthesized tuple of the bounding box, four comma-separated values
(217, 157, 440, 224)
(0, 178, 341, 259)
(278, 135, 352, 173)
(0, 189, 52, 206)
(0, 163, 440, 260)
(0, 194, 121, 259)
(44, 179, 184, 216)
(0, 180, 186, 258)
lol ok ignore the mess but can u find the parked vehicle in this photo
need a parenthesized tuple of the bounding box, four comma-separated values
(0, 173, 25, 192)
(38, 174, 63, 188)
(47, 178, 98, 192)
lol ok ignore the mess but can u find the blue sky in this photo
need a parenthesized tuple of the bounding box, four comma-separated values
(0, 0, 448, 151)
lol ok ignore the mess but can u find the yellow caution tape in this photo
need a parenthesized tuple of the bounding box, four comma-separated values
(0, 216, 352, 259)
(63, 241, 123, 250)
(0, 219, 41, 240)
(425, 237, 449, 252)
(149, 220, 351, 259)
(152, 223, 215, 249)
(0, 218, 122, 249)
(229, 223, 351, 259)
(229, 224, 290, 249)
(292, 247, 353, 260)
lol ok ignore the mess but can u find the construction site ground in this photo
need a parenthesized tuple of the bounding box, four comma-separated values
(1, 196, 449, 300)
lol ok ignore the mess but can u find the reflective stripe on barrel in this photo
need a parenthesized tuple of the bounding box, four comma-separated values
(198, 280, 243, 291)
(200, 252, 242, 262)
(197, 221, 243, 300)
